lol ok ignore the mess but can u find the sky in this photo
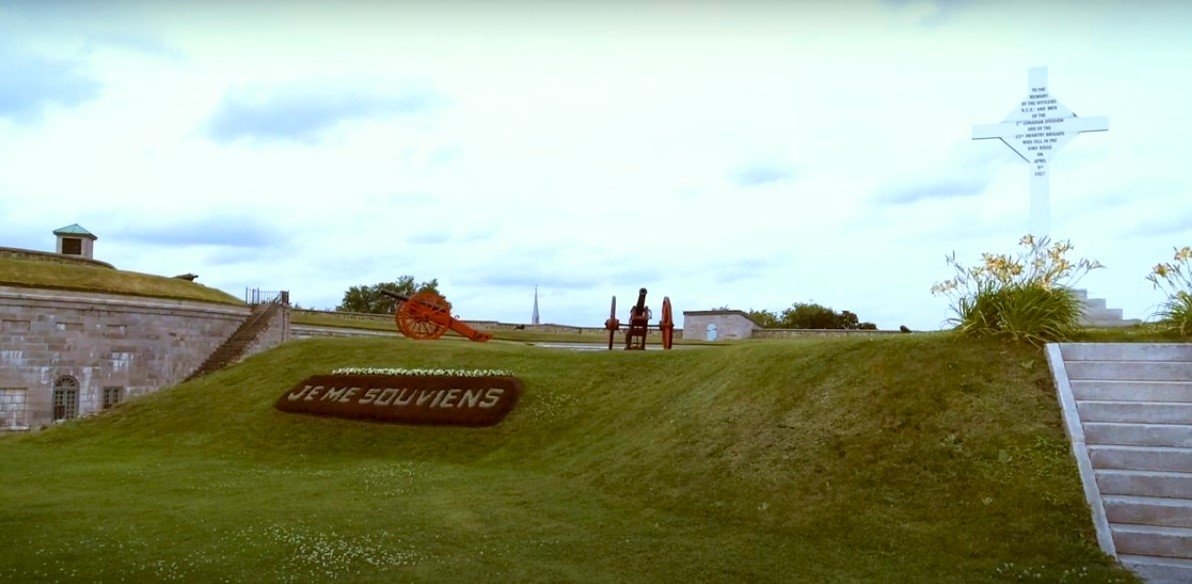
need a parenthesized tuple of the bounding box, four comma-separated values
(1, 0, 1190, 331)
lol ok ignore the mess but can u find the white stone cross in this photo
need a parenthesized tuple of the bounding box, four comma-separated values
(972, 67, 1108, 236)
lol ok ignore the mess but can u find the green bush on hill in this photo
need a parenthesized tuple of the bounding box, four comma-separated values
(932, 235, 1102, 344)
(1147, 245, 1192, 336)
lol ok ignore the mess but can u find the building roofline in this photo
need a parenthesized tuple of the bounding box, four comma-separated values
(52, 224, 97, 239)
(682, 309, 762, 327)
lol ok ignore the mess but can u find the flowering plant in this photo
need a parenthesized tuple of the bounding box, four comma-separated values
(932, 235, 1104, 344)
(330, 367, 514, 377)
(1146, 246, 1192, 336)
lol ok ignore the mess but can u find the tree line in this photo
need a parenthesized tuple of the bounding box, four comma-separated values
(335, 275, 439, 314)
(334, 278, 876, 331)
(746, 302, 877, 330)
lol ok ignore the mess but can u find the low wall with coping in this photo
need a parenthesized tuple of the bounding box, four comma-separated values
(291, 309, 683, 339)
(751, 328, 903, 338)
(291, 325, 396, 339)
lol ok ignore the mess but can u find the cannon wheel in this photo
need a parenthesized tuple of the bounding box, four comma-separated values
(606, 296, 617, 351)
(660, 296, 675, 350)
(396, 291, 452, 340)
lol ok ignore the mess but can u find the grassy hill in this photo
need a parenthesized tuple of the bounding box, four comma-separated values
(0, 335, 1139, 582)
(0, 257, 242, 305)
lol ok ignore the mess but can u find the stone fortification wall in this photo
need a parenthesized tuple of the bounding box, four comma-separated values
(750, 329, 902, 338)
(247, 302, 291, 355)
(0, 286, 279, 430)
(290, 309, 683, 340)
(291, 325, 396, 339)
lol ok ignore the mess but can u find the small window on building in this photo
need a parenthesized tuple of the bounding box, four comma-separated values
(61, 238, 82, 255)
(102, 387, 124, 410)
(1, 388, 28, 429)
(53, 376, 79, 421)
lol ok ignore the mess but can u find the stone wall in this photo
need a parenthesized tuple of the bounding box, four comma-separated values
(290, 309, 683, 339)
(750, 328, 903, 338)
(291, 325, 397, 339)
(0, 285, 286, 430)
(247, 301, 291, 355)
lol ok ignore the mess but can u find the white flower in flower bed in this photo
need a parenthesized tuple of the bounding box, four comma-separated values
(330, 367, 513, 377)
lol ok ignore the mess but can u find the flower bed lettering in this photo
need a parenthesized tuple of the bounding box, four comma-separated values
(275, 373, 521, 426)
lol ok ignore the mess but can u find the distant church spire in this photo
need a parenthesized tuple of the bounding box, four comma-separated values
(531, 286, 541, 325)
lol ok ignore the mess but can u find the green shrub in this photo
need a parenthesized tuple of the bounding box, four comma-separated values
(933, 236, 1102, 344)
(1146, 246, 1192, 336)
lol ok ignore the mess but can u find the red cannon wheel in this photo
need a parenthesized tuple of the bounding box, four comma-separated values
(604, 295, 619, 351)
(660, 296, 675, 350)
(396, 291, 452, 340)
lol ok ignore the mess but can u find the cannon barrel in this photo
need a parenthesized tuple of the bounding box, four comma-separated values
(633, 288, 648, 314)
(380, 290, 410, 303)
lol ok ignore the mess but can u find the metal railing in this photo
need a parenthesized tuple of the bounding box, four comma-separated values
(244, 288, 287, 306)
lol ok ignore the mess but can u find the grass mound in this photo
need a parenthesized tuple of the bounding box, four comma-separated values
(0, 257, 242, 305)
(0, 335, 1137, 582)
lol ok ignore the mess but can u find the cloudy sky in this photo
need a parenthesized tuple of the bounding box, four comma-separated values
(1, 0, 1189, 330)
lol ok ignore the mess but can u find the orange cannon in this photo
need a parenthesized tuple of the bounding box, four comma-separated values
(381, 290, 492, 342)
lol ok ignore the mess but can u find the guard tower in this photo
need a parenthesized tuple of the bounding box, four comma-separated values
(53, 224, 97, 259)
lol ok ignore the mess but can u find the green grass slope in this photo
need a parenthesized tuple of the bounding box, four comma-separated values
(0, 257, 242, 305)
(0, 335, 1138, 583)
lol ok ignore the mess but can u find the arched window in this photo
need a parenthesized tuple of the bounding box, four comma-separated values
(53, 376, 79, 421)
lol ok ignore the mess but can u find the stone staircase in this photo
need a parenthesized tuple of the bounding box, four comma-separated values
(185, 301, 282, 382)
(1074, 289, 1143, 328)
(1047, 343, 1192, 583)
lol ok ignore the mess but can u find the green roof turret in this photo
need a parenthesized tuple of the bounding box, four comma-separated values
(52, 224, 97, 239)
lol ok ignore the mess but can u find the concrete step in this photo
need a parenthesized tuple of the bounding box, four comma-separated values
(1072, 381, 1192, 403)
(1084, 318, 1145, 328)
(1077, 401, 1192, 424)
(1097, 469, 1192, 499)
(1062, 344, 1192, 362)
(1112, 524, 1192, 560)
(1104, 495, 1192, 528)
(1090, 445, 1192, 473)
(1067, 361, 1192, 382)
(1085, 423, 1192, 448)
(1119, 554, 1192, 584)
(1050, 343, 1192, 583)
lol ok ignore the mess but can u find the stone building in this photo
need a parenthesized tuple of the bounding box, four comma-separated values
(0, 226, 288, 431)
(682, 310, 762, 341)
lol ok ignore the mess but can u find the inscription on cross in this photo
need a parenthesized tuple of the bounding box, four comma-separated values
(972, 67, 1108, 236)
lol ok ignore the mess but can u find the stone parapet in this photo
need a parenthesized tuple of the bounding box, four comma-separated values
(0, 285, 276, 429)
(751, 329, 903, 338)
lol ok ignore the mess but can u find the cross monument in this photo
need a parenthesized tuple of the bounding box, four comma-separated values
(972, 67, 1108, 236)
